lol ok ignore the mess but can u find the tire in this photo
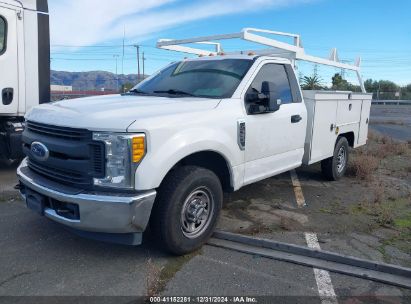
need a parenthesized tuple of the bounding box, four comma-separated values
(321, 137, 349, 181)
(150, 166, 223, 255)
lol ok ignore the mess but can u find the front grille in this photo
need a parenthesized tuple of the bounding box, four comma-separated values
(24, 121, 105, 189)
(28, 160, 91, 186)
(27, 121, 90, 141)
(91, 144, 105, 176)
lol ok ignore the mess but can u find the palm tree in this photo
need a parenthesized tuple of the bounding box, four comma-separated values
(301, 75, 322, 90)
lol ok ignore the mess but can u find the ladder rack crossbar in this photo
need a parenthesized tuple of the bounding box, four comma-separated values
(156, 28, 365, 92)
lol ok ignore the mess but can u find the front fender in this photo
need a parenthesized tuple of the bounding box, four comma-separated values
(134, 126, 242, 191)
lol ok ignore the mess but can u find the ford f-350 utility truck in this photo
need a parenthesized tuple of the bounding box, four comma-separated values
(0, 0, 50, 162)
(15, 27, 372, 254)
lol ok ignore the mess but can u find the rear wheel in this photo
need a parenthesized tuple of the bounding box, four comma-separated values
(321, 137, 349, 181)
(150, 166, 223, 255)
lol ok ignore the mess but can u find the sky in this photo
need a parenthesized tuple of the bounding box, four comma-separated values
(49, 0, 411, 86)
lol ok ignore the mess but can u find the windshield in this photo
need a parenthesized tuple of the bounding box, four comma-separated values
(133, 59, 253, 99)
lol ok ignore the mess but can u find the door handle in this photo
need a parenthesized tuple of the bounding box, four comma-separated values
(2, 88, 14, 105)
(291, 115, 302, 123)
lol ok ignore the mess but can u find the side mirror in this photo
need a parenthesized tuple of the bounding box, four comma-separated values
(246, 82, 282, 114)
(262, 81, 281, 112)
(245, 91, 260, 103)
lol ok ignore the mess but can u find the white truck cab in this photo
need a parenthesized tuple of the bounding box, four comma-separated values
(15, 26, 372, 254)
(0, 0, 50, 161)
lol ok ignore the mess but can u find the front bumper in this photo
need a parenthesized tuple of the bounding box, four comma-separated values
(17, 158, 157, 236)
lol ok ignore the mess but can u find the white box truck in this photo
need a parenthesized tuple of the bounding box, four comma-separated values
(3, 4, 372, 254)
(0, 0, 50, 161)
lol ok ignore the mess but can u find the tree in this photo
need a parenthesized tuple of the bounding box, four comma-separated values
(378, 80, 399, 99)
(331, 73, 361, 92)
(364, 79, 377, 93)
(332, 73, 348, 90)
(402, 84, 411, 100)
(363, 79, 400, 99)
(301, 75, 323, 90)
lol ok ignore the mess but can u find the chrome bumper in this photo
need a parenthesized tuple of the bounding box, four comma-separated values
(17, 158, 157, 234)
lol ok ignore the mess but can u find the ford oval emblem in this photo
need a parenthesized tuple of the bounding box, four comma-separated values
(30, 142, 49, 162)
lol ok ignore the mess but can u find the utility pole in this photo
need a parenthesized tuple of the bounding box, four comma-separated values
(340, 60, 350, 79)
(122, 26, 125, 76)
(133, 45, 140, 82)
(142, 52, 146, 80)
(377, 82, 381, 100)
(113, 55, 119, 92)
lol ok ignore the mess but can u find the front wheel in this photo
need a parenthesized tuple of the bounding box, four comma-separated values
(321, 137, 349, 181)
(150, 166, 223, 255)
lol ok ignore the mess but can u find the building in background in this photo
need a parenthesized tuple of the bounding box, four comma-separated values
(50, 85, 73, 92)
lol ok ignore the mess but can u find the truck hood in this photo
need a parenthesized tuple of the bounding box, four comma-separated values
(26, 94, 221, 132)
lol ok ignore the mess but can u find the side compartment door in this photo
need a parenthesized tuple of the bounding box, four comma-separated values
(243, 62, 307, 185)
(0, 5, 19, 114)
(309, 100, 338, 164)
(358, 98, 372, 146)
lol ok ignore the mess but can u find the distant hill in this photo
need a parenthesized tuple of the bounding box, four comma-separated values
(51, 70, 147, 91)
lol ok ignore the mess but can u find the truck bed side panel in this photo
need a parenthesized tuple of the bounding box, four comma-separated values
(357, 98, 372, 146)
(302, 91, 373, 165)
(304, 99, 338, 164)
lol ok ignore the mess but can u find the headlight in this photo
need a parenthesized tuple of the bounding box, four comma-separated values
(92, 132, 146, 189)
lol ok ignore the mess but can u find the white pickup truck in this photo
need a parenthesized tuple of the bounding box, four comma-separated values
(15, 24, 372, 254)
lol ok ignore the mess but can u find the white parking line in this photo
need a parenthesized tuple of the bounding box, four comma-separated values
(305, 232, 338, 304)
(290, 170, 338, 304)
(290, 169, 306, 207)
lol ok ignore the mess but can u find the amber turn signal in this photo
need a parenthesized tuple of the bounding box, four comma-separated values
(132, 136, 145, 163)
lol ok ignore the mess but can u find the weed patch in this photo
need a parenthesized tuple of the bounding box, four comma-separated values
(347, 154, 379, 181)
(146, 258, 164, 298)
(373, 181, 385, 204)
(145, 252, 199, 298)
(347, 131, 411, 180)
(375, 204, 394, 227)
(319, 208, 333, 214)
(349, 198, 410, 230)
(394, 212, 411, 229)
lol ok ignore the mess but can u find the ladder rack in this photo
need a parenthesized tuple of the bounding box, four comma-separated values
(157, 28, 365, 92)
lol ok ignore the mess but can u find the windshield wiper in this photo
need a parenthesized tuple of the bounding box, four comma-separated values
(154, 89, 196, 97)
(128, 89, 149, 95)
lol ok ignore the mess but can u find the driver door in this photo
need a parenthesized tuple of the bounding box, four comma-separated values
(243, 62, 306, 185)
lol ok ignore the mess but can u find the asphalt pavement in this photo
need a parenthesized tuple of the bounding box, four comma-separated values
(369, 105, 411, 141)
(0, 161, 18, 200)
(1, 199, 408, 299)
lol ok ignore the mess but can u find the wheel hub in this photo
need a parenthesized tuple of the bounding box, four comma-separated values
(181, 188, 214, 239)
(185, 199, 207, 223)
(336, 146, 346, 173)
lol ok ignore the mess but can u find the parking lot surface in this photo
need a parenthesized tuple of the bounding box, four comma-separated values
(0, 161, 18, 201)
(1, 198, 409, 300)
(0, 104, 410, 301)
(370, 105, 411, 141)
